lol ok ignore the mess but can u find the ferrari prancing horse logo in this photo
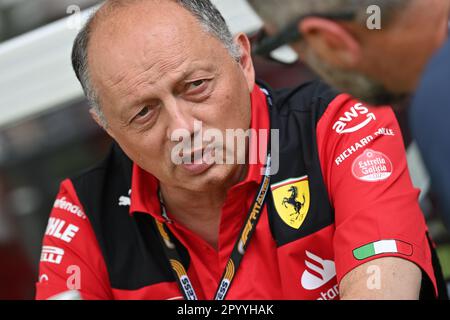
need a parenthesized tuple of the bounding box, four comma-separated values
(271, 176, 310, 229)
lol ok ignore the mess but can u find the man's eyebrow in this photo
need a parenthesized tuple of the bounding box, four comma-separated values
(117, 64, 216, 121)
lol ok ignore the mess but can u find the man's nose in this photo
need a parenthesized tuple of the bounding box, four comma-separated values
(165, 97, 197, 141)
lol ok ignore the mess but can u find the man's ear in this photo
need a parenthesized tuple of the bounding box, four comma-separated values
(234, 33, 256, 92)
(89, 108, 115, 139)
(299, 17, 362, 69)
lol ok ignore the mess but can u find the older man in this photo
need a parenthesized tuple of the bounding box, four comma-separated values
(249, 0, 450, 106)
(36, 0, 445, 300)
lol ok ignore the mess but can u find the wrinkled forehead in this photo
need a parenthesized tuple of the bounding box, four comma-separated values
(87, 0, 219, 91)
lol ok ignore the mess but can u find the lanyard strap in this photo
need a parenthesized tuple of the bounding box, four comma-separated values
(154, 154, 271, 300)
(214, 154, 272, 300)
(154, 216, 198, 300)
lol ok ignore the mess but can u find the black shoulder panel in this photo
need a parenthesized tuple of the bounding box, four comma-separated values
(260, 80, 339, 247)
(71, 143, 189, 290)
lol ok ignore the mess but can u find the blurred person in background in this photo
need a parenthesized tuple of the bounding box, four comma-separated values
(248, 0, 450, 230)
(410, 40, 450, 232)
(35, 0, 447, 300)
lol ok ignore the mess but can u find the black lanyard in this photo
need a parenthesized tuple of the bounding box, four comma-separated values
(154, 154, 271, 300)
(154, 89, 273, 300)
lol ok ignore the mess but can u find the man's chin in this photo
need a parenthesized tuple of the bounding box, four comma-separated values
(176, 162, 245, 191)
(177, 162, 221, 184)
(329, 77, 411, 108)
(306, 53, 411, 107)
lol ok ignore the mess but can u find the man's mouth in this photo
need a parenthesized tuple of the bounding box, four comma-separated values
(180, 147, 215, 175)
(183, 148, 204, 164)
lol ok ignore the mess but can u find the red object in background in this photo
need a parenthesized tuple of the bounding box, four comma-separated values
(0, 242, 35, 299)
(0, 174, 35, 300)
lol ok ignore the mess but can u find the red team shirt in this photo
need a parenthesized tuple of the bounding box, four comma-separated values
(36, 82, 442, 300)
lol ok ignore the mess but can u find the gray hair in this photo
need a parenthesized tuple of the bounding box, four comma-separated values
(72, 0, 241, 127)
(247, 0, 410, 30)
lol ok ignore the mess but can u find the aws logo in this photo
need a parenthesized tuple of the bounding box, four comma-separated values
(333, 103, 376, 134)
(271, 176, 310, 229)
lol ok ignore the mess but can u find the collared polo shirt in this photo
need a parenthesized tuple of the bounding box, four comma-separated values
(36, 81, 447, 300)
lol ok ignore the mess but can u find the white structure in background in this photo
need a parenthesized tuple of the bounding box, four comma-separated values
(0, 0, 265, 128)
(0, 7, 93, 128)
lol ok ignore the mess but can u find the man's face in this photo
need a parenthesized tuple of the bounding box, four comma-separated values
(302, 0, 450, 105)
(88, 1, 255, 192)
(356, 0, 450, 100)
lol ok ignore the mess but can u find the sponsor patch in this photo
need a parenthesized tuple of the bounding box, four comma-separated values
(333, 103, 376, 134)
(119, 189, 131, 207)
(40, 246, 64, 265)
(353, 240, 413, 260)
(271, 176, 310, 229)
(335, 134, 374, 166)
(54, 197, 86, 219)
(374, 127, 395, 137)
(352, 149, 393, 182)
(45, 217, 79, 243)
(301, 251, 336, 291)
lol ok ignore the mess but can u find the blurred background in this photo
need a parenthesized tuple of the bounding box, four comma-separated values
(0, 0, 448, 300)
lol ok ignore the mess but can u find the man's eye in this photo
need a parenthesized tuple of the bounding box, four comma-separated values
(137, 106, 150, 118)
(187, 80, 206, 91)
(192, 80, 204, 87)
(132, 106, 154, 123)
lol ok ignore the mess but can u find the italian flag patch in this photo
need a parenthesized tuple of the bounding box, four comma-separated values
(353, 240, 413, 260)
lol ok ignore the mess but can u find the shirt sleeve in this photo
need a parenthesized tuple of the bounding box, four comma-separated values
(316, 93, 437, 296)
(35, 179, 112, 300)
